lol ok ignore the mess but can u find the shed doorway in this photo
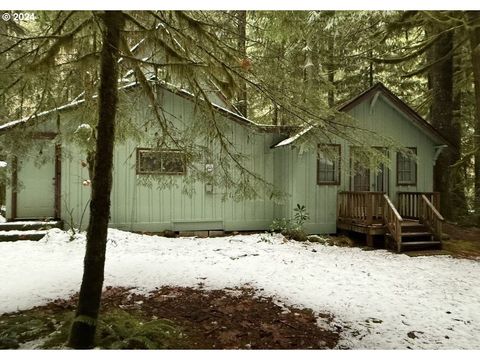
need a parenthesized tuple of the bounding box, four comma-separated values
(13, 139, 60, 219)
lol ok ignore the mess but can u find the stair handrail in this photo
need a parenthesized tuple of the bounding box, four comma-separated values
(383, 194, 403, 252)
(419, 194, 444, 241)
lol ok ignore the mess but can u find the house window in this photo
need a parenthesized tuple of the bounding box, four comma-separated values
(317, 144, 341, 185)
(136, 148, 186, 175)
(397, 148, 417, 185)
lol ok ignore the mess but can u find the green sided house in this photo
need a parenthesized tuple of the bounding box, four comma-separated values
(0, 82, 449, 252)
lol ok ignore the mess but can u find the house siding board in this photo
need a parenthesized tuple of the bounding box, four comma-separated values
(343, 95, 435, 193)
(102, 88, 276, 232)
(287, 149, 338, 233)
(7, 86, 437, 235)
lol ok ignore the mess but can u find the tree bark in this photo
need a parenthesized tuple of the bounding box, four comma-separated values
(467, 11, 480, 218)
(68, 11, 124, 349)
(429, 24, 460, 219)
(237, 10, 247, 118)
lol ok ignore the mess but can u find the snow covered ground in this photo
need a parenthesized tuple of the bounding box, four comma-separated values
(0, 229, 479, 349)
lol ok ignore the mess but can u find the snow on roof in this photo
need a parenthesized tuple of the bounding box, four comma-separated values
(272, 125, 314, 148)
(0, 81, 141, 134)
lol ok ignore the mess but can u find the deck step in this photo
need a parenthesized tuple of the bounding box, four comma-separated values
(401, 224, 428, 232)
(401, 232, 432, 237)
(0, 230, 49, 242)
(0, 220, 63, 231)
(401, 241, 442, 249)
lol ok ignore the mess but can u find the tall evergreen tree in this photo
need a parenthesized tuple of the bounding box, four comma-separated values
(467, 11, 480, 218)
(68, 11, 124, 349)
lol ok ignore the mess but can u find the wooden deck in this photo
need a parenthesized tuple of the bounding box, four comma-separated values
(337, 191, 444, 252)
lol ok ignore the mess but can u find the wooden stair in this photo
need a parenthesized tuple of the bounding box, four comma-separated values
(383, 193, 444, 253)
(337, 191, 444, 253)
(393, 220, 442, 251)
(385, 220, 442, 251)
(0, 220, 63, 242)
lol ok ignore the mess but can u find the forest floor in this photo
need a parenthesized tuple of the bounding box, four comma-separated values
(0, 286, 339, 349)
(1, 229, 479, 349)
(442, 223, 480, 259)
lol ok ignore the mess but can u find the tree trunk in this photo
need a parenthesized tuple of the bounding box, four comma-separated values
(429, 24, 458, 219)
(467, 11, 480, 218)
(237, 10, 247, 117)
(68, 11, 124, 349)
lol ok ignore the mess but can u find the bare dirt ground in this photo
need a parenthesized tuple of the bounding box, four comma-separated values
(0, 286, 340, 349)
(442, 223, 480, 259)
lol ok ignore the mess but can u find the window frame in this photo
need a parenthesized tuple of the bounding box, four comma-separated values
(317, 144, 341, 186)
(396, 147, 417, 186)
(136, 147, 186, 175)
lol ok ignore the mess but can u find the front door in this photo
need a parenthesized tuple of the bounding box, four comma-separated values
(351, 148, 389, 193)
(15, 141, 56, 218)
(353, 165, 370, 191)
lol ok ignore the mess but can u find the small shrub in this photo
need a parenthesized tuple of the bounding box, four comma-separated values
(269, 204, 310, 242)
(293, 204, 310, 228)
(269, 218, 293, 233)
(282, 229, 309, 242)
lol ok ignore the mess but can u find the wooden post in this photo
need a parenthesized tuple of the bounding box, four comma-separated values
(366, 233, 374, 247)
(366, 193, 373, 225)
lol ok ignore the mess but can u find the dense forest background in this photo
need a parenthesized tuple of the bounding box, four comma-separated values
(0, 10, 479, 223)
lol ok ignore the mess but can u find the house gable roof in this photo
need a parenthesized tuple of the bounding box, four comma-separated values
(338, 82, 450, 147)
(272, 82, 450, 148)
(0, 79, 287, 135)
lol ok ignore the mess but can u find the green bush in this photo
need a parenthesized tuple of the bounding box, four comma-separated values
(270, 204, 310, 242)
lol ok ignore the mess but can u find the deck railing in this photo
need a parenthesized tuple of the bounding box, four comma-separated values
(418, 194, 444, 241)
(397, 192, 440, 219)
(337, 191, 385, 225)
(383, 194, 403, 252)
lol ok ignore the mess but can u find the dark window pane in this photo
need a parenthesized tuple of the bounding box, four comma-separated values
(318, 145, 340, 184)
(162, 152, 185, 173)
(137, 149, 186, 175)
(397, 149, 416, 185)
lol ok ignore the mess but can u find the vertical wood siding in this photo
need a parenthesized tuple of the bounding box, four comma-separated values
(9, 88, 440, 235)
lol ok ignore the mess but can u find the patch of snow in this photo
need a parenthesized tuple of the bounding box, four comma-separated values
(75, 123, 92, 132)
(0, 229, 479, 349)
(273, 125, 313, 147)
(0, 220, 58, 226)
(0, 161, 7, 167)
(0, 230, 49, 235)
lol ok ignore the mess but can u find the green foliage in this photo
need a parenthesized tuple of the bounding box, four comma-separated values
(269, 217, 293, 233)
(270, 204, 310, 242)
(293, 203, 310, 227)
(44, 309, 185, 349)
(0, 310, 60, 348)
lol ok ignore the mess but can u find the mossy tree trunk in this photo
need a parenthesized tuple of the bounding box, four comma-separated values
(429, 24, 465, 220)
(468, 11, 480, 218)
(68, 11, 124, 349)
